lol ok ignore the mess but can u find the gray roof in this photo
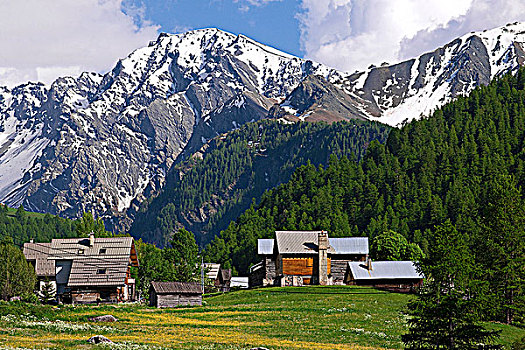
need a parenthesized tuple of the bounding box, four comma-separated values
(348, 261, 423, 280)
(23, 243, 55, 277)
(329, 237, 369, 255)
(49, 236, 135, 260)
(273, 231, 368, 255)
(257, 239, 274, 255)
(24, 236, 138, 288)
(230, 277, 249, 288)
(150, 281, 202, 294)
(67, 257, 130, 287)
(275, 231, 335, 254)
(204, 263, 221, 280)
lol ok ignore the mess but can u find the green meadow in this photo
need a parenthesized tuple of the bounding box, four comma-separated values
(0, 286, 523, 350)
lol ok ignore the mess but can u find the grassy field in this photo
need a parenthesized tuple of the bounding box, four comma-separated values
(5, 206, 48, 219)
(0, 286, 523, 350)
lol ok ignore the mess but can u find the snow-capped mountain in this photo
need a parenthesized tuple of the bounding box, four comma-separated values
(0, 23, 524, 229)
(276, 22, 525, 125)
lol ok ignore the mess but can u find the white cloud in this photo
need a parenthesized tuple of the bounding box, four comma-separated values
(0, 0, 159, 88)
(234, 0, 282, 12)
(298, 0, 525, 73)
(400, 0, 525, 59)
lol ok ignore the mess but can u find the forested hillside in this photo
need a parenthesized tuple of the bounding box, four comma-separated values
(0, 205, 77, 245)
(130, 119, 390, 247)
(204, 69, 525, 284)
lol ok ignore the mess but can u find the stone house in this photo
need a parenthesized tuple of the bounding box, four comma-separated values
(249, 231, 369, 287)
(23, 233, 139, 304)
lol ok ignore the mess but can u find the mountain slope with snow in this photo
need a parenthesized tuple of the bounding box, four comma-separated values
(0, 23, 524, 231)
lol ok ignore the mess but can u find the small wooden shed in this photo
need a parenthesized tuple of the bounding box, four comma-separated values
(149, 281, 202, 308)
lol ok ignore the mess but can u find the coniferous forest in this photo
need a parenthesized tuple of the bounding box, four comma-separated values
(204, 70, 525, 325)
(130, 119, 390, 247)
(0, 205, 77, 245)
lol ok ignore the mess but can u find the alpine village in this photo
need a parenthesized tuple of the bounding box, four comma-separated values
(0, 20, 525, 350)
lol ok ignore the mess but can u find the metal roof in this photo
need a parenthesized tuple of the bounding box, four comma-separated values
(329, 237, 369, 255)
(273, 231, 368, 255)
(348, 261, 423, 280)
(204, 263, 221, 280)
(257, 239, 274, 255)
(150, 281, 202, 294)
(230, 277, 249, 288)
(275, 231, 336, 254)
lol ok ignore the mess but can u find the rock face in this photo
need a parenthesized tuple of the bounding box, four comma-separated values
(0, 23, 524, 229)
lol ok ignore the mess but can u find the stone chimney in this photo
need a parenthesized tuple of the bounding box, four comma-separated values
(89, 232, 95, 247)
(318, 230, 329, 286)
(366, 257, 373, 271)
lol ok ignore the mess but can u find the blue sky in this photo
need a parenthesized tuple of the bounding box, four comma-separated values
(125, 0, 304, 57)
(1, 0, 525, 88)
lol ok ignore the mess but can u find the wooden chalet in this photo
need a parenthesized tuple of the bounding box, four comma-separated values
(345, 260, 424, 292)
(23, 233, 139, 304)
(250, 231, 369, 287)
(149, 281, 202, 308)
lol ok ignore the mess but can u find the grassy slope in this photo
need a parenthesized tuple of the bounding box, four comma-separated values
(0, 287, 522, 349)
(5, 207, 47, 219)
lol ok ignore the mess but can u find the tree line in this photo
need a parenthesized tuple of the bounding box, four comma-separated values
(130, 119, 390, 247)
(204, 69, 525, 331)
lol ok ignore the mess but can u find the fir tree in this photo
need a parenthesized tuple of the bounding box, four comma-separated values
(402, 221, 500, 349)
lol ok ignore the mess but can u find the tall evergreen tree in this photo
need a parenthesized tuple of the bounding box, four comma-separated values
(478, 175, 525, 324)
(403, 221, 500, 349)
(0, 239, 37, 301)
(75, 212, 111, 237)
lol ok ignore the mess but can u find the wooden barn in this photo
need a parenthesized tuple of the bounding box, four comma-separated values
(149, 281, 203, 308)
(345, 260, 424, 292)
(250, 231, 369, 287)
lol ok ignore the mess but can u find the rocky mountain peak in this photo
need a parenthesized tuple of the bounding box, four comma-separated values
(0, 23, 523, 232)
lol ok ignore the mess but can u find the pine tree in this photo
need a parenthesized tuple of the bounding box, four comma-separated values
(165, 228, 200, 282)
(478, 175, 525, 324)
(403, 221, 500, 349)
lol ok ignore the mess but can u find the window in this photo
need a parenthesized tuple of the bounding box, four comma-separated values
(77, 249, 84, 255)
(99, 248, 107, 254)
(97, 268, 107, 275)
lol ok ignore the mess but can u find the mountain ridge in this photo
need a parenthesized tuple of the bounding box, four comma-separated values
(0, 23, 524, 230)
